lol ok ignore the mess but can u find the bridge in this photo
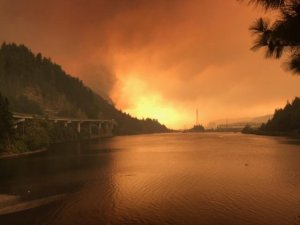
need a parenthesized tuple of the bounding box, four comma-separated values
(216, 122, 262, 132)
(12, 112, 117, 137)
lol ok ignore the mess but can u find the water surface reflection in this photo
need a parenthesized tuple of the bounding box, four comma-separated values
(0, 133, 300, 225)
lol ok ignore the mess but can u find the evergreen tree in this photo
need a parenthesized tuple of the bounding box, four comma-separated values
(245, 0, 300, 73)
(260, 97, 300, 132)
(0, 93, 14, 150)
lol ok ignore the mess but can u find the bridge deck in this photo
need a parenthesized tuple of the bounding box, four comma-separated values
(12, 112, 116, 124)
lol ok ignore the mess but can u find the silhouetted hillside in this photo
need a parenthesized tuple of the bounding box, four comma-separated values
(0, 43, 169, 135)
(243, 97, 300, 136)
(260, 97, 300, 133)
(207, 115, 272, 129)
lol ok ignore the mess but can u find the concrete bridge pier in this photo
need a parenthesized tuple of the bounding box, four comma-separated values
(88, 122, 92, 137)
(108, 122, 114, 135)
(77, 122, 81, 134)
(14, 118, 26, 136)
(64, 121, 71, 128)
(102, 122, 108, 134)
(103, 122, 113, 136)
(98, 123, 102, 135)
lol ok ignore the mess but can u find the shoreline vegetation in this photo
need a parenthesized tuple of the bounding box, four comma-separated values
(242, 97, 300, 138)
(242, 128, 300, 137)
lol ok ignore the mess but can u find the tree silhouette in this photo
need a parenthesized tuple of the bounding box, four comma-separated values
(247, 0, 285, 9)
(260, 97, 300, 132)
(245, 0, 300, 73)
(0, 93, 14, 150)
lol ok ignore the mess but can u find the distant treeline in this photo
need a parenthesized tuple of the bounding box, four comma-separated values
(186, 124, 205, 132)
(0, 42, 169, 136)
(243, 97, 300, 136)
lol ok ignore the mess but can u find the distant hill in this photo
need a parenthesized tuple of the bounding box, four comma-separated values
(207, 114, 272, 129)
(0, 43, 169, 135)
(250, 115, 273, 123)
(186, 125, 205, 132)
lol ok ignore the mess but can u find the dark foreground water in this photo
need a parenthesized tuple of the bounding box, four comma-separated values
(0, 133, 300, 225)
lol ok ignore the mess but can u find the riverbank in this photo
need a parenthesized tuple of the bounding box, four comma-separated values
(0, 133, 118, 160)
(242, 129, 300, 138)
(0, 148, 47, 160)
(0, 193, 66, 216)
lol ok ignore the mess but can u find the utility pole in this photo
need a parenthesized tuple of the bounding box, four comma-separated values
(196, 108, 199, 126)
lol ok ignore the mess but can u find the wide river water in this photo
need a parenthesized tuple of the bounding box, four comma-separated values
(0, 132, 300, 225)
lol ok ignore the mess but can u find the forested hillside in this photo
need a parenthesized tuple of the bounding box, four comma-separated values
(243, 97, 300, 136)
(0, 43, 169, 135)
(260, 97, 300, 133)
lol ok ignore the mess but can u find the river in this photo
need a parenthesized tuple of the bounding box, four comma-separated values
(0, 132, 299, 225)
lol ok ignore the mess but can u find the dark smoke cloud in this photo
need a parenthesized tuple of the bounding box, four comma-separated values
(1, 0, 300, 128)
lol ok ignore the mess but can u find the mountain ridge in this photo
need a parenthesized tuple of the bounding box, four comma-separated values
(0, 42, 169, 135)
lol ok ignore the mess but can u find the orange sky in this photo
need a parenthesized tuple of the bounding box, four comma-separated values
(1, 0, 300, 129)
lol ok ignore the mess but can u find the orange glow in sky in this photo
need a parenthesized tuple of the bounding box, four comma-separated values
(2, 0, 300, 129)
(112, 74, 190, 128)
